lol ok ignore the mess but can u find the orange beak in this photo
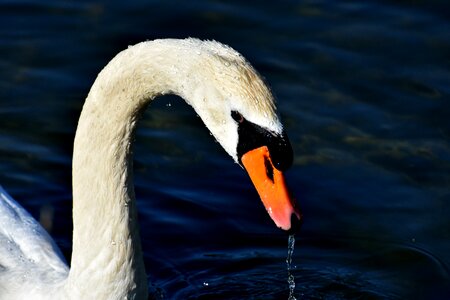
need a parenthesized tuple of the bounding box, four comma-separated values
(241, 146, 301, 232)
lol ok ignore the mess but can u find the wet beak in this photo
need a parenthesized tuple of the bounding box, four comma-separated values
(241, 146, 302, 233)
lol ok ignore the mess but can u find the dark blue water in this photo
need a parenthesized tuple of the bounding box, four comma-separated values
(1, 1, 449, 299)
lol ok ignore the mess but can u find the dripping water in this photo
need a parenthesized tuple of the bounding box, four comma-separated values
(286, 234, 296, 300)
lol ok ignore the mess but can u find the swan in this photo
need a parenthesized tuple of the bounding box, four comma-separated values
(0, 38, 301, 299)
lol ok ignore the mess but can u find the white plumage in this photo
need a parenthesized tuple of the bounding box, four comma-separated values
(0, 38, 283, 299)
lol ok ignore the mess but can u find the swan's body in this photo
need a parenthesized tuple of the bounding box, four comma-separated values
(0, 38, 300, 299)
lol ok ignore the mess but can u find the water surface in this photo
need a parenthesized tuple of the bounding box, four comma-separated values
(0, 1, 449, 299)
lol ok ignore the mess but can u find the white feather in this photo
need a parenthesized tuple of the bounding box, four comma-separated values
(0, 38, 282, 299)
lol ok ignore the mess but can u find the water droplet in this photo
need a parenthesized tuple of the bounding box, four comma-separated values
(166, 103, 172, 107)
(286, 235, 297, 300)
(111, 240, 116, 246)
(203, 282, 209, 286)
(224, 61, 231, 67)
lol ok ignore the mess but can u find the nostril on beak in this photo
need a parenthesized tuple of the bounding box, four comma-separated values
(264, 157, 274, 182)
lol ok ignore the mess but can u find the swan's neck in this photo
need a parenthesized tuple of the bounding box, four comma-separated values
(68, 41, 195, 299)
(67, 39, 272, 299)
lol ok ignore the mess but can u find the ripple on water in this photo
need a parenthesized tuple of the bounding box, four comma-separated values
(147, 236, 450, 300)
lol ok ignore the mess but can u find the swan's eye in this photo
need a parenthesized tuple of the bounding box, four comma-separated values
(234, 113, 293, 172)
(231, 111, 244, 123)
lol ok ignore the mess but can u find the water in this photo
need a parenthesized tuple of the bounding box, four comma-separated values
(1, 1, 450, 299)
(287, 235, 297, 300)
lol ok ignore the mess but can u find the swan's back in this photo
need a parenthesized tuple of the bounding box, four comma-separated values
(0, 186, 68, 298)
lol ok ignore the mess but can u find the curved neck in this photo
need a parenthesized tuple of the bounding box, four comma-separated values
(68, 41, 195, 299)
(66, 39, 275, 299)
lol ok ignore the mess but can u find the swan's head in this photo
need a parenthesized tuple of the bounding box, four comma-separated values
(176, 39, 302, 233)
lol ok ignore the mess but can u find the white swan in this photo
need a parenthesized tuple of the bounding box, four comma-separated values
(0, 38, 301, 299)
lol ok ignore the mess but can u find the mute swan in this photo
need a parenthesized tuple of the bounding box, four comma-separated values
(0, 38, 301, 299)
